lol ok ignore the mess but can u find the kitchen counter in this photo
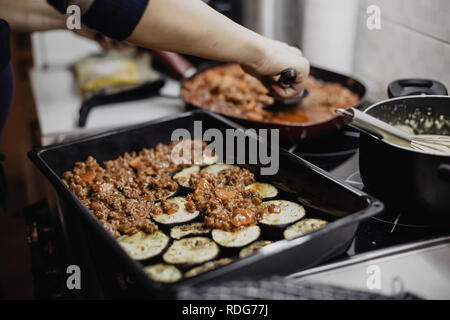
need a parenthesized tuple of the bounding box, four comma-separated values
(30, 30, 184, 146)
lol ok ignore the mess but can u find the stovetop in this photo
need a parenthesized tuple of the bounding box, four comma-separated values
(289, 129, 449, 257)
(26, 124, 449, 299)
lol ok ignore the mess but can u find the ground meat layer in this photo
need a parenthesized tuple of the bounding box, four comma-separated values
(186, 168, 264, 232)
(63, 141, 271, 236)
(62, 141, 204, 237)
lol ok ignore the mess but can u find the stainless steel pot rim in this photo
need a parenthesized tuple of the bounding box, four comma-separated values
(363, 95, 450, 157)
(363, 94, 450, 114)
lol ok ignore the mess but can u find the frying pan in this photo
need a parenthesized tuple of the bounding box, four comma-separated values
(152, 51, 367, 143)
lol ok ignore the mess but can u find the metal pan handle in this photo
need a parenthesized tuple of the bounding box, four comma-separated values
(151, 50, 197, 80)
(388, 79, 448, 98)
(336, 108, 412, 143)
(78, 79, 166, 127)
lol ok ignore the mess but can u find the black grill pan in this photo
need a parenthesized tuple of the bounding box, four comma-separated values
(28, 110, 383, 298)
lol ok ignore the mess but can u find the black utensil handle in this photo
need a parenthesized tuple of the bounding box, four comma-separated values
(78, 79, 166, 127)
(388, 79, 448, 98)
(279, 69, 297, 86)
(437, 164, 450, 183)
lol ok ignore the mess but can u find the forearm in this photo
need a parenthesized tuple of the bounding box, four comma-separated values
(129, 0, 268, 69)
(0, 0, 66, 32)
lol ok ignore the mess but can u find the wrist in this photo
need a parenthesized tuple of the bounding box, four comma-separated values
(241, 34, 271, 72)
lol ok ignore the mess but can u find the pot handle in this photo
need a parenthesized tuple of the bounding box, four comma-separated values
(150, 50, 197, 80)
(437, 164, 450, 183)
(388, 79, 448, 98)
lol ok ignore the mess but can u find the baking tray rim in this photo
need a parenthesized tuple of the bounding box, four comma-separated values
(28, 109, 384, 293)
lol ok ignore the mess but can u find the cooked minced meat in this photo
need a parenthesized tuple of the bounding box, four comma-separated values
(188, 166, 255, 189)
(185, 168, 264, 232)
(62, 140, 206, 237)
(181, 64, 360, 124)
(63, 140, 267, 235)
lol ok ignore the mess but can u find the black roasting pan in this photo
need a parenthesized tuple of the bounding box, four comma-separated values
(28, 110, 383, 298)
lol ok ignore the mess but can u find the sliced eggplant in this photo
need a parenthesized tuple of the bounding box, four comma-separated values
(239, 240, 273, 259)
(173, 166, 200, 187)
(185, 258, 233, 278)
(144, 263, 183, 283)
(260, 200, 305, 228)
(200, 164, 236, 175)
(283, 218, 328, 240)
(170, 222, 212, 240)
(246, 182, 278, 199)
(117, 231, 169, 261)
(163, 237, 219, 266)
(153, 197, 200, 226)
(201, 152, 219, 166)
(154, 188, 179, 201)
(212, 225, 261, 248)
(272, 182, 298, 194)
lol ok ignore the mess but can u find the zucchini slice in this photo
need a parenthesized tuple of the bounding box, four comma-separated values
(260, 200, 306, 228)
(246, 183, 278, 199)
(173, 166, 200, 187)
(117, 231, 169, 261)
(163, 237, 219, 266)
(239, 240, 273, 258)
(144, 263, 183, 283)
(185, 258, 233, 278)
(170, 222, 212, 240)
(283, 218, 328, 240)
(200, 164, 236, 175)
(212, 225, 261, 248)
(153, 197, 200, 226)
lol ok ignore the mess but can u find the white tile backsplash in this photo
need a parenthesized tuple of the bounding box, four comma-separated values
(360, 0, 450, 42)
(353, 0, 450, 100)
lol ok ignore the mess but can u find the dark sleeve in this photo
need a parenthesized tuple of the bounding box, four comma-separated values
(47, 0, 150, 41)
(83, 0, 150, 41)
(46, 0, 69, 13)
(0, 20, 10, 71)
(0, 20, 13, 132)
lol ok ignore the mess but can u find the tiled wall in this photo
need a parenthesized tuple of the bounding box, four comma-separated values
(353, 0, 450, 100)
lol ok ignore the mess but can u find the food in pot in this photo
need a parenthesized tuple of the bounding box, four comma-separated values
(74, 50, 160, 99)
(212, 225, 261, 248)
(117, 231, 169, 261)
(162, 237, 220, 267)
(245, 182, 278, 199)
(152, 197, 200, 226)
(185, 258, 233, 278)
(170, 222, 212, 240)
(239, 240, 273, 258)
(144, 263, 183, 283)
(283, 218, 328, 240)
(181, 64, 360, 124)
(260, 200, 306, 228)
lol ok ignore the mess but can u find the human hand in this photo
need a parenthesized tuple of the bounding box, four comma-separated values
(242, 39, 310, 100)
